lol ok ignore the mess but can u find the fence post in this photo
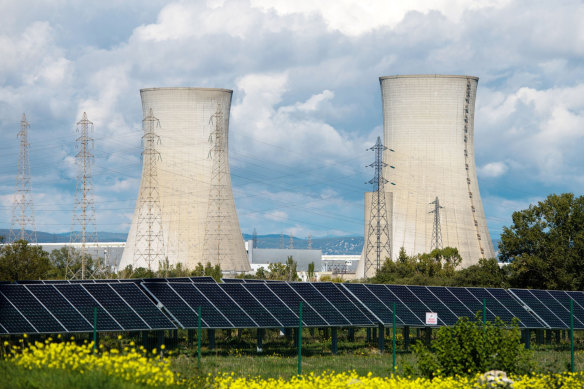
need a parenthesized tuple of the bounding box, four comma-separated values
(392, 302, 396, 373)
(197, 306, 202, 370)
(93, 307, 97, 351)
(298, 302, 303, 375)
(571, 299, 574, 373)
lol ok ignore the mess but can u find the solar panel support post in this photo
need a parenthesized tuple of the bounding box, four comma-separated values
(378, 324, 384, 353)
(425, 327, 432, 347)
(348, 328, 355, 342)
(555, 330, 560, 344)
(157, 331, 164, 351)
(403, 326, 410, 351)
(366, 328, 371, 342)
(523, 330, 530, 350)
(545, 329, 551, 345)
(197, 306, 201, 371)
(331, 327, 337, 355)
(256, 329, 263, 353)
(188, 329, 194, 346)
(93, 307, 97, 351)
(297, 301, 303, 376)
(208, 329, 215, 350)
(392, 302, 396, 373)
(571, 299, 574, 373)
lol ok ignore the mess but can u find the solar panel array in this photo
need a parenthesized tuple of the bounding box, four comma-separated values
(2, 278, 583, 335)
(0, 283, 176, 334)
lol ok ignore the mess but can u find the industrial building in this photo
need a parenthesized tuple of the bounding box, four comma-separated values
(120, 88, 250, 272)
(358, 75, 495, 278)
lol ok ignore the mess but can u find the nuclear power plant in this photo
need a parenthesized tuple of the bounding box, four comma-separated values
(358, 75, 495, 278)
(119, 88, 250, 272)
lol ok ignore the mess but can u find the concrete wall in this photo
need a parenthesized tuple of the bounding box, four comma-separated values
(120, 88, 249, 272)
(374, 75, 495, 269)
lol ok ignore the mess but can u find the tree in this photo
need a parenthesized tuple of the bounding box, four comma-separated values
(0, 240, 51, 282)
(499, 193, 584, 290)
(451, 258, 509, 288)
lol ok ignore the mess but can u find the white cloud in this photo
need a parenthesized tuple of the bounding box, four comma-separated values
(251, 0, 511, 36)
(265, 210, 288, 222)
(478, 162, 508, 178)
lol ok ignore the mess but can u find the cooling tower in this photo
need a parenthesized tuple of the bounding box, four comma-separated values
(120, 87, 250, 272)
(358, 75, 495, 278)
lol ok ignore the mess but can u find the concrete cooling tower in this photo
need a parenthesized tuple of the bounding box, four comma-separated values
(358, 75, 495, 278)
(120, 87, 250, 272)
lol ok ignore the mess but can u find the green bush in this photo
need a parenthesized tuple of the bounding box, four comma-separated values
(412, 315, 534, 378)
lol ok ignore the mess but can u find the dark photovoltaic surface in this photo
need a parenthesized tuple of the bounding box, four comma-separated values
(312, 282, 373, 326)
(243, 283, 300, 327)
(26, 284, 93, 332)
(0, 285, 65, 333)
(266, 282, 328, 327)
(4, 278, 584, 334)
(220, 283, 282, 327)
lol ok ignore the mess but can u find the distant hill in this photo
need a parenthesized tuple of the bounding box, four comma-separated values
(0, 229, 128, 243)
(243, 233, 364, 255)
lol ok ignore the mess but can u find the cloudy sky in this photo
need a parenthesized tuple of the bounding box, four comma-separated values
(0, 0, 583, 243)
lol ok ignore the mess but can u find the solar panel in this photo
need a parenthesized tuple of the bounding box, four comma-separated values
(0, 285, 66, 333)
(110, 283, 176, 330)
(244, 279, 269, 283)
(0, 291, 36, 333)
(288, 282, 350, 326)
(312, 283, 373, 326)
(193, 283, 256, 328)
(466, 288, 530, 328)
(142, 282, 202, 328)
(16, 280, 44, 284)
(447, 287, 499, 323)
(56, 284, 122, 331)
(562, 291, 584, 327)
(94, 279, 121, 283)
(189, 276, 216, 283)
(168, 283, 233, 328)
(0, 323, 7, 334)
(428, 286, 476, 319)
(220, 283, 282, 327)
(485, 288, 544, 328)
(510, 289, 569, 329)
(43, 280, 70, 284)
(82, 284, 150, 330)
(532, 290, 584, 329)
(266, 283, 328, 327)
(370, 284, 424, 326)
(334, 283, 379, 324)
(25, 284, 93, 332)
(70, 279, 94, 283)
(385, 284, 441, 326)
(243, 283, 299, 327)
(221, 278, 245, 283)
(342, 283, 390, 325)
(408, 286, 459, 325)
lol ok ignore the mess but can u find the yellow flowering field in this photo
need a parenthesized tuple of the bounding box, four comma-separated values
(209, 371, 584, 389)
(5, 336, 180, 387)
(3, 336, 584, 388)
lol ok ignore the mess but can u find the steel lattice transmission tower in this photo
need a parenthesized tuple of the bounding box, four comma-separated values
(133, 109, 165, 271)
(67, 112, 99, 279)
(203, 104, 232, 263)
(429, 196, 444, 251)
(363, 136, 393, 276)
(9, 114, 37, 243)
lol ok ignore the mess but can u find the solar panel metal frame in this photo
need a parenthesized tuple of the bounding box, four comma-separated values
(288, 282, 351, 327)
(241, 282, 301, 327)
(538, 290, 584, 329)
(221, 278, 245, 283)
(509, 288, 580, 329)
(341, 283, 398, 326)
(192, 283, 258, 328)
(24, 284, 94, 333)
(220, 283, 283, 328)
(265, 282, 329, 327)
(142, 282, 209, 329)
(311, 282, 374, 327)
(166, 282, 234, 328)
(0, 285, 67, 334)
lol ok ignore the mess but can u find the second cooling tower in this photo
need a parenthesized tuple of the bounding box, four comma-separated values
(361, 75, 495, 277)
(120, 88, 250, 272)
